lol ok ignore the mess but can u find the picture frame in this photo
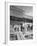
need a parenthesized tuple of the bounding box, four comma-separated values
(5, 2, 36, 44)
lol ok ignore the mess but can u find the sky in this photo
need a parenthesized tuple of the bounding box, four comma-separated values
(10, 6, 33, 19)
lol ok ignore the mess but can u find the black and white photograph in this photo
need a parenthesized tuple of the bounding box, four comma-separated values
(0, 0, 37, 45)
(10, 5, 33, 40)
